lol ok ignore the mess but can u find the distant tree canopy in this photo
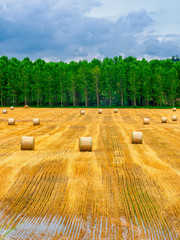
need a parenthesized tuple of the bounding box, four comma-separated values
(171, 55, 180, 62)
(0, 55, 179, 107)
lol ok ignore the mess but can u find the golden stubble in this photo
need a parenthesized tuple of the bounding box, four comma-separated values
(0, 107, 179, 239)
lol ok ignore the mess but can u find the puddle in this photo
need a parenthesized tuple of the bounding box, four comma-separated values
(0, 211, 178, 239)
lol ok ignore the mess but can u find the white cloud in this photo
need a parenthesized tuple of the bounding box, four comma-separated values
(0, 0, 179, 61)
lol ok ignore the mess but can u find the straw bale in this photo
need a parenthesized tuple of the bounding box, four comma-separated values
(162, 117, 167, 123)
(33, 118, 40, 125)
(8, 118, 15, 125)
(24, 105, 29, 108)
(132, 132, 143, 144)
(80, 110, 85, 115)
(79, 137, 92, 151)
(10, 106, 14, 110)
(98, 109, 102, 114)
(172, 108, 176, 112)
(114, 109, 118, 113)
(143, 118, 149, 125)
(21, 136, 35, 150)
(172, 116, 177, 121)
(3, 110, 7, 114)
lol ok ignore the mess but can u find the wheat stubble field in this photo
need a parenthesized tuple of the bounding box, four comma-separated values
(0, 107, 179, 240)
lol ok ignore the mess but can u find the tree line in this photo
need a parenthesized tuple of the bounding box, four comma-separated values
(0, 55, 179, 107)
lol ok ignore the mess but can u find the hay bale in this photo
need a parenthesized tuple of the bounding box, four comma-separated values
(143, 118, 149, 125)
(24, 105, 28, 108)
(10, 106, 14, 110)
(79, 137, 92, 151)
(21, 136, 35, 150)
(172, 108, 176, 112)
(162, 117, 167, 123)
(132, 132, 143, 144)
(114, 109, 118, 113)
(98, 109, 102, 114)
(80, 110, 85, 115)
(8, 118, 15, 125)
(33, 118, 40, 125)
(3, 110, 7, 114)
(172, 116, 177, 121)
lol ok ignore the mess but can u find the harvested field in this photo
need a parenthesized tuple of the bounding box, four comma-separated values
(0, 107, 179, 240)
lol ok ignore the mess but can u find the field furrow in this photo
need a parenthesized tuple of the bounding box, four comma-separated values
(0, 108, 179, 239)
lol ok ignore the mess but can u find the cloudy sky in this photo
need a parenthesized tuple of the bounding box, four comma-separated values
(0, 0, 180, 62)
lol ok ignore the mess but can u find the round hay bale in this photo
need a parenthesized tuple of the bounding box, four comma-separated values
(143, 118, 149, 125)
(10, 106, 14, 110)
(114, 109, 118, 113)
(79, 137, 92, 151)
(80, 110, 85, 115)
(24, 105, 28, 108)
(21, 136, 35, 150)
(3, 110, 7, 114)
(162, 117, 167, 123)
(172, 108, 176, 112)
(172, 116, 177, 121)
(98, 109, 102, 114)
(33, 118, 40, 125)
(132, 132, 143, 144)
(8, 118, 15, 125)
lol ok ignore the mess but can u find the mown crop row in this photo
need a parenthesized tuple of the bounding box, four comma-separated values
(0, 108, 179, 239)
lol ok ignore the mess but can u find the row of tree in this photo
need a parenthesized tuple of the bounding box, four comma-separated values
(0, 55, 179, 107)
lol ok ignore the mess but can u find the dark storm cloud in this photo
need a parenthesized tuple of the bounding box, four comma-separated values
(0, 1, 179, 61)
(143, 37, 180, 57)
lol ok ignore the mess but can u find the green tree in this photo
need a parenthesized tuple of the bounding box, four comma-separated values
(0, 54, 179, 107)
(20, 57, 32, 105)
(102, 58, 115, 106)
(32, 59, 46, 106)
(91, 65, 101, 106)
(57, 62, 67, 106)
(0, 57, 8, 106)
(43, 63, 54, 106)
(141, 66, 152, 106)
(128, 64, 141, 106)
(7, 58, 21, 106)
(67, 61, 78, 106)
(152, 67, 164, 106)
(77, 60, 91, 106)
(166, 67, 179, 106)
(115, 58, 127, 106)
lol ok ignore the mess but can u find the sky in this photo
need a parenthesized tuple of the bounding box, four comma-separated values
(0, 0, 180, 62)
